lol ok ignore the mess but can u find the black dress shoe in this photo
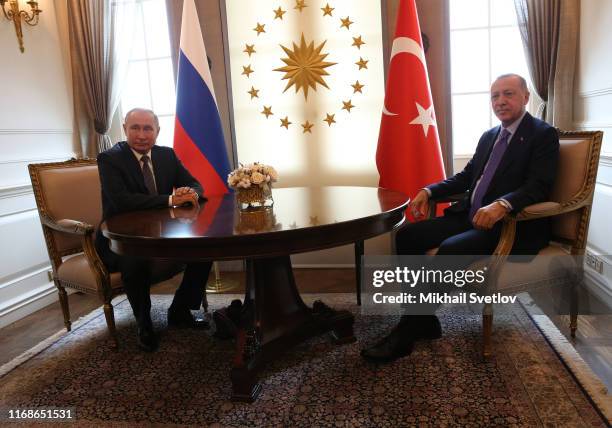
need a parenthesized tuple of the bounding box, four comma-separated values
(137, 326, 159, 352)
(360, 327, 414, 363)
(168, 306, 210, 329)
(212, 299, 242, 339)
(399, 315, 443, 340)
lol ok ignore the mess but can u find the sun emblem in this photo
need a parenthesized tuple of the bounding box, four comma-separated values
(273, 33, 336, 101)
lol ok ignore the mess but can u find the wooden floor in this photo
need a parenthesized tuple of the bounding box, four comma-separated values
(1, 269, 610, 391)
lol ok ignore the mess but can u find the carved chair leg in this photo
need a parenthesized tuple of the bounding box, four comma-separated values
(103, 301, 119, 349)
(56, 282, 71, 331)
(569, 278, 579, 338)
(482, 303, 493, 359)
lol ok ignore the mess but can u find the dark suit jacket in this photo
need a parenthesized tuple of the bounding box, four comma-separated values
(427, 113, 560, 251)
(95, 141, 203, 267)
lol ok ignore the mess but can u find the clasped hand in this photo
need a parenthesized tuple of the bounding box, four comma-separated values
(172, 187, 198, 207)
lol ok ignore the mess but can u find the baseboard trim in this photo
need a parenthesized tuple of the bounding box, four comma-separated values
(0, 282, 57, 329)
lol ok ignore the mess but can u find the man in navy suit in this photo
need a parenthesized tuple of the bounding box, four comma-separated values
(95, 108, 211, 352)
(362, 74, 560, 362)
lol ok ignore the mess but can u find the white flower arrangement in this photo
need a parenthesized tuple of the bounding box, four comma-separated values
(227, 162, 279, 190)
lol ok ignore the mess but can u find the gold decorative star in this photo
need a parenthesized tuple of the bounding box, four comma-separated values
(274, 33, 337, 100)
(355, 57, 369, 70)
(294, 0, 307, 12)
(244, 44, 256, 56)
(242, 65, 254, 77)
(352, 36, 365, 49)
(280, 116, 292, 129)
(253, 23, 265, 35)
(261, 106, 273, 118)
(321, 3, 334, 16)
(323, 113, 336, 127)
(273, 6, 286, 20)
(351, 81, 364, 93)
(309, 215, 319, 225)
(340, 17, 353, 30)
(342, 100, 355, 112)
(301, 120, 314, 133)
(248, 86, 259, 99)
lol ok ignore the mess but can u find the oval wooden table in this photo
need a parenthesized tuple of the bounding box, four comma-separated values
(102, 186, 409, 402)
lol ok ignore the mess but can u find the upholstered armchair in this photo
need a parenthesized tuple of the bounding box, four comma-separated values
(428, 130, 604, 357)
(29, 159, 123, 346)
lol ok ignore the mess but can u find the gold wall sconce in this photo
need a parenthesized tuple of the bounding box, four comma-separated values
(0, 0, 42, 53)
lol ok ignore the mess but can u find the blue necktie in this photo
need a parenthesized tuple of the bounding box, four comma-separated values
(469, 128, 511, 220)
(141, 155, 158, 195)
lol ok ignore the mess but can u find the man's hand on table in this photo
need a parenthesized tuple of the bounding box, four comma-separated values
(172, 187, 199, 207)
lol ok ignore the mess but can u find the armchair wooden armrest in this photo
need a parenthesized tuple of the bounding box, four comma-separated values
(494, 198, 589, 256)
(41, 214, 95, 236)
(428, 193, 466, 219)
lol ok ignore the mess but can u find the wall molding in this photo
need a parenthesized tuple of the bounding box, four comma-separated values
(574, 121, 612, 129)
(0, 129, 72, 135)
(578, 87, 612, 98)
(0, 184, 33, 199)
(0, 156, 71, 166)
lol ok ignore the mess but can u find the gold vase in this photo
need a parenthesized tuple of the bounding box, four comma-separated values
(236, 184, 273, 211)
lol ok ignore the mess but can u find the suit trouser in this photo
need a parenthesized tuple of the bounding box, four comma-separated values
(102, 251, 211, 328)
(395, 213, 502, 316)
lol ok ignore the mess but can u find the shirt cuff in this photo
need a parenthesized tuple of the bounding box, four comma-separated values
(168, 195, 173, 207)
(495, 198, 513, 211)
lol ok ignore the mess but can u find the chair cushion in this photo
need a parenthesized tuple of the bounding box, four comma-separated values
(39, 165, 102, 253)
(550, 137, 591, 241)
(56, 254, 122, 291)
(494, 244, 574, 295)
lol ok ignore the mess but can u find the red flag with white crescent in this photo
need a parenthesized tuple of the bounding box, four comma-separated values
(376, 0, 446, 218)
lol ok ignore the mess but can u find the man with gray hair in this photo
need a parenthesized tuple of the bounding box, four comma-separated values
(95, 108, 211, 352)
(362, 74, 560, 363)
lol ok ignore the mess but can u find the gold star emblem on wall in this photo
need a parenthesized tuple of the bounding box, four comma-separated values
(248, 86, 259, 99)
(355, 57, 369, 70)
(261, 106, 273, 118)
(294, 0, 307, 12)
(340, 17, 353, 29)
(323, 113, 336, 126)
(321, 3, 334, 16)
(253, 23, 265, 35)
(342, 100, 355, 112)
(352, 36, 365, 49)
(351, 81, 364, 93)
(274, 7, 286, 20)
(242, 65, 254, 77)
(301, 120, 314, 133)
(280, 116, 292, 129)
(274, 33, 337, 100)
(244, 44, 256, 56)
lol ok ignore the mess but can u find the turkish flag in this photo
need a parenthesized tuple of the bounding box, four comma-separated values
(376, 0, 446, 219)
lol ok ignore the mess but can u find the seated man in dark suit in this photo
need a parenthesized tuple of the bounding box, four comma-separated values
(95, 108, 211, 352)
(362, 73, 560, 363)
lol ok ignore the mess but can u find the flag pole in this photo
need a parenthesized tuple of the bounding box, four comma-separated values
(206, 261, 237, 293)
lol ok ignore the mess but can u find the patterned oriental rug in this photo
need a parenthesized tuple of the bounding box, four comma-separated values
(0, 294, 608, 427)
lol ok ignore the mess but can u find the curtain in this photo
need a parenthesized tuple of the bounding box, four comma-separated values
(67, 0, 135, 156)
(513, 0, 560, 122)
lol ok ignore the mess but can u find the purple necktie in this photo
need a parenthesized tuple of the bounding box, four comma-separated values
(469, 128, 511, 220)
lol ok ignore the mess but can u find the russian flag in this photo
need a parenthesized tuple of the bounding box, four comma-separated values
(173, 0, 231, 197)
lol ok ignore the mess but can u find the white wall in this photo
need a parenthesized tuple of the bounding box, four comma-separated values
(0, 0, 75, 328)
(575, 0, 612, 298)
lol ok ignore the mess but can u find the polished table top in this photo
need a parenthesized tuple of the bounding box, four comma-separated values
(102, 186, 409, 260)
